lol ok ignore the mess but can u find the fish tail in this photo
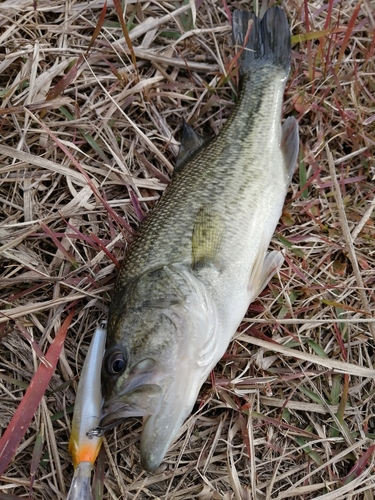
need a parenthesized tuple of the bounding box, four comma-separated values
(232, 7, 291, 76)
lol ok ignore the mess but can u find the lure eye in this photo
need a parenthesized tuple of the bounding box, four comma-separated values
(106, 350, 127, 375)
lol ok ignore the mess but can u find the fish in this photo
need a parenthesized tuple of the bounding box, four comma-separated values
(99, 6, 299, 472)
(67, 322, 107, 500)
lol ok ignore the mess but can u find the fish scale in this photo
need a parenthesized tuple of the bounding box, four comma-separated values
(100, 6, 299, 472)
(114, 71, 286, 288)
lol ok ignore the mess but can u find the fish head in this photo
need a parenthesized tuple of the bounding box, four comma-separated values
(100, 264, 219, 471)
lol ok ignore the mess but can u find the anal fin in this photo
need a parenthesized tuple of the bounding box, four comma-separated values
(281, 116, 299, 185)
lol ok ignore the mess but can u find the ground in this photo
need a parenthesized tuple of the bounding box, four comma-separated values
(0, 0, 375, 499)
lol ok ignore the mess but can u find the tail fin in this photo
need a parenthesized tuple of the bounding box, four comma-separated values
(232, 7, 291, 76)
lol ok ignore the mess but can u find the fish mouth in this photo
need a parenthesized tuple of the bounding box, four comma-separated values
(100, 383, 163, 428)
(100, 358, 165, 428)
(138, 371, 204, 472)
(99, 356, 203, 472)
(139, 403, 187, 472)
(101, 383, 193, 472)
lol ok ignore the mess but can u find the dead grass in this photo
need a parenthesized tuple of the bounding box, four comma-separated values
(0, 0, 375, 498)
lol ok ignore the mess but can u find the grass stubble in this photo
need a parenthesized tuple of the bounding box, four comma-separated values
(0, 0, 375, 498)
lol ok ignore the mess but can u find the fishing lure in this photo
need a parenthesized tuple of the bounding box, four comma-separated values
(67, 322, 106, 500)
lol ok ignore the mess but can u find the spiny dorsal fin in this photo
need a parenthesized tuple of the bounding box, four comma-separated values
(175, 121, 205, 173)
(192, 206, 224, 271)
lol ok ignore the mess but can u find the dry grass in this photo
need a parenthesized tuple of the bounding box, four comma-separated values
(0, 0, 375, 498)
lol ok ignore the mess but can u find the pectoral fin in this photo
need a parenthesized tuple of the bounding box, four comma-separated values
(281, 116, 299, 185)
(175, 121, 205, 172)
(192, 206, 224, 271)
(248, 249, 284, 302)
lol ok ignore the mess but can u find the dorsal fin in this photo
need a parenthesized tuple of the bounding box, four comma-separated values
(175, 121, 205, 173)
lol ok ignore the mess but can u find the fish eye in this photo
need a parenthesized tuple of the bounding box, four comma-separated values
(106, 350, 127, 375)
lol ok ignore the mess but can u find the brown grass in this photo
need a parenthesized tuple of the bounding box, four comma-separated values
(1, 0, 375, 498)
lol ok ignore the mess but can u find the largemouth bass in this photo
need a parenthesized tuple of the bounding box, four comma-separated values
(99, 6, 299, 472)
(67, 323, 106, 500)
